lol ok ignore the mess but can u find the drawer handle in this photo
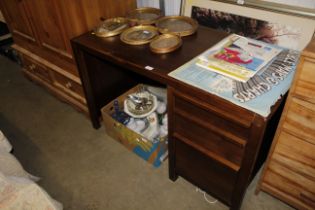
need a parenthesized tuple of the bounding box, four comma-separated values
(65, 82, 72, 89)
(29, 64, 36, 70)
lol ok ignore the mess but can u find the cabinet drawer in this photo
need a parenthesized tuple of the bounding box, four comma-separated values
(272, 131, 315, 185)
(283, 97, 315, 145)
(52, 71, 85, 103)
(173, 113, 244, 170)
(262, 170, 315, 209)
(23, 55, 52, 83)
(173, 92, 250, 144)
(263, 130, 315, 209)
(263, 132, 315, 209)
(295, 57, 315, 103)
(175, 137, 237, 205)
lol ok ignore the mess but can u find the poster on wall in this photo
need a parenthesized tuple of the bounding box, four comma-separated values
(182, 0, 315, 50)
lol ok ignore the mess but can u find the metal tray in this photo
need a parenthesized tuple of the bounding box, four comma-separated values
(93, 17, 129, 38)
(120, 25, 159, 45)
(126, 7, 162, 25)
(156, 16, 198, 36)
(150, 34, 182, 54)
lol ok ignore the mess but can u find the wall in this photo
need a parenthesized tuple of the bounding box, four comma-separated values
(261, 0, 315, 8)
(136, 0, 182, 15)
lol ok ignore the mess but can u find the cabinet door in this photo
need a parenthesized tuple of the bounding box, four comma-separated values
(0, 0, 36, 42)
(27, 0, 72, 60)
(56, 0, 137, 42)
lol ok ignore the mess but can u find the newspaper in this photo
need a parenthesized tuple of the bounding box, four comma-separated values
(197, 34, 282, 82)
(168, 49, 300, 117)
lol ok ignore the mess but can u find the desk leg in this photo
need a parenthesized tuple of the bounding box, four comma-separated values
(71, 45, 101, 129)
(167, 87, 178, 181)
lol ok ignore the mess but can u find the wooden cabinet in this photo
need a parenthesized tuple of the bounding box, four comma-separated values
(257, 39, 315, 210)
(0, 0, 36, 43)
(0, 0, 136, 113)
(27, 0, 72, 61)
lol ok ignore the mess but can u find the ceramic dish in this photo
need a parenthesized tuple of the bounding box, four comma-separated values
(124, 92, 157, 118)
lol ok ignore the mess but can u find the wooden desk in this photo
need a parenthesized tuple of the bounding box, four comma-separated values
(71, 26, 285, 210)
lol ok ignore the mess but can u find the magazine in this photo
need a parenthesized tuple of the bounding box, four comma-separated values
(196, 34, 282, 82)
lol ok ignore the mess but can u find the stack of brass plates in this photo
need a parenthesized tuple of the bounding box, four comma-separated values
(156, 16, 198, 36)
(127, 7, 162, 25)
(93, 17, 129, 37)
(120, 25, 159, 45)
(150, 34, 182, 54)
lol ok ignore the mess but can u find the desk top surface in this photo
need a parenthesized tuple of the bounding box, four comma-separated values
(72, 26, 299, 118)
(72, 26, 228, 82)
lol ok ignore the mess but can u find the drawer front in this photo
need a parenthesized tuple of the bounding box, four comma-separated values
(175, 137, 237, 205)
(174, 113, 244, 169)
(283, 97, 315, 145)
(23, 55, 52, 83)
(295, 57, 315, 102)
(52, 71, 85, 103)
(272, 131, 315, 185)
(263, 130, 315, 209)
(263, 170, 315, 210)
(173, 93, 250, 144)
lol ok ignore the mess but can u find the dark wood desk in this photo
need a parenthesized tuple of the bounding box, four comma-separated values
(71, 26, 285, 210)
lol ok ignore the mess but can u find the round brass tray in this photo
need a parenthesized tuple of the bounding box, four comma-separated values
(150, 34, 182, 54)
(126, 7, 162, 25)
(155, 16, 198, 36)
(93, 17, 129, 37)
(120, 25, 159, 45)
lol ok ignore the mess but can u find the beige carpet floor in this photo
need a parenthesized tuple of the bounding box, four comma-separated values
(0, 55, 294, 210)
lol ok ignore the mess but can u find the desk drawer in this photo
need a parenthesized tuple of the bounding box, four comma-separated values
(173, 92, 249, 144)
(174, 136, 237, 205)
(23, 55, 52, 83)
(283, 97, 315, 145)
(173, 113, 244, 169)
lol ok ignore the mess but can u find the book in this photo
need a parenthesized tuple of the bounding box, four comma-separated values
(196, 34, 282, 82)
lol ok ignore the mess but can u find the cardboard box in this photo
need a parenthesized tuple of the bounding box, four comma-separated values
(101, 85, 168, 167)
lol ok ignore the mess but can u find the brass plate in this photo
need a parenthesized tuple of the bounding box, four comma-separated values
(120, 25, 159, 45)
(127, 7, 162, 25)
(155, 16, 198, 36)
(150, 34, 182, 54)
(93, 17, 129, 37)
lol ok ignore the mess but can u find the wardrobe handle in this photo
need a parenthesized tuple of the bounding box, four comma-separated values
(65, 82, 72, 89)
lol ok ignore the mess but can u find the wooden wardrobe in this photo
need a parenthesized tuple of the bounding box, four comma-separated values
(0, 0, 136, 113)
(257, 38, 315, 209)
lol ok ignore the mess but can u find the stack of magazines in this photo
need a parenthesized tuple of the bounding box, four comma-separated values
(196, 34, 282, 82)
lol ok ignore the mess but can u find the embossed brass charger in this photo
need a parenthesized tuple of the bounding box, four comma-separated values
(155, 16, 198, 36)
(120, 25, 159, 45)
(126, 7, 162, 25)
(93, 17, 129, 37)
(150, 34, 182, 54)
